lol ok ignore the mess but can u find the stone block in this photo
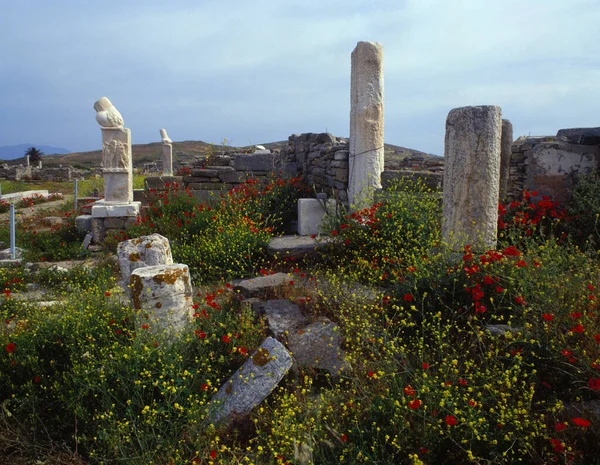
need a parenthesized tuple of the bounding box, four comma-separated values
(287, 319, 347, 375)
(218, 170, 243, 183)
(207, 337, 292, 424)
(297, 198, 338, 236)
(91, 217, 106, 244)
(234, 273, 290, 298)
(186, 183, 224, 190)
(234, 153, 275, 172)
(130, 264, 194, 336)
(118, 233, 173, 283)
(43, 216, 63, 227)
(144, 176, 184, 190)
(252, 300, 307, 337)
(335, 168, 349, 182)
(91, 201, 141, 218)
(267, 235, 331, 259)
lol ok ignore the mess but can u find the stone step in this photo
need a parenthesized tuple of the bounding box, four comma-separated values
(251, 299, 307, 337)
(233, 272, 290, 298)
(267, 235, 330, 259)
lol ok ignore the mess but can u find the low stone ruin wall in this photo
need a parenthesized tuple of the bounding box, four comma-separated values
(0, 165, 95, 182)
(508, 134, 600, 203)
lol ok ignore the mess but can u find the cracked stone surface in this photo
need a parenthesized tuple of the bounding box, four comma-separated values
(267, 235, 330, 259)
(287, 319, 347, 375)
(117, 233, 173, 283)
(252, 300, 307, 337)
(208, 337, 292, 424)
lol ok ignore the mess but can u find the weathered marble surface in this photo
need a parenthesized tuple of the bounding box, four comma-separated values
(442, 105, 502, 251)
(207, 337, 292, 424)
(349, 41, 384, 208)
(160, 128, 173, 176)
(117, 233, 173, 283)
(499, 119, 513, 201)
(94, 97, 124, 128)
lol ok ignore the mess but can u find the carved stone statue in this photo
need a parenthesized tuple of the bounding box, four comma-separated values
(160, 128, 172, 145)
(94, 97, 124, 128)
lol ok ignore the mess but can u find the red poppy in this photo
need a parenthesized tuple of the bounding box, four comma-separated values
(542, 313, 554, 321)
(194, 330, 206, 339)
(571, 324, 585, 334)
(408, 399, 422, 410)
(458, 378, 468, 386)
(468, 399, 477, 407)
(104, 291, 111, 297)
(422, 362, 429, 370)
(554, 422, 567, 432)
(403, 293, 413, 302)
(589, 378, 600, 391)
(221, 335, 231, 343)
(201, 383, 209, 391)
(210, 450, 217, 459)
(444, 415, 458, 426)
(550, 438, 564, 453)
(5, 342, 16, 353)
(572, 417, 591, 427)
(33, 376, 41, 383)
(340, 433, 348, 443)
(514, 295, 526, 305)
(404, 385, 416, 396)
(367, 371, 375, 378)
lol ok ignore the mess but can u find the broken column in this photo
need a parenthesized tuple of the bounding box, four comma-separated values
(498, 119, 513, 201)
(442, 105, 502, 251)
(349, 41, 384, 208)
(117, 233, 173, 283)
(160, 128, 173, 176)
(89, 97, 141, 243)
(130, 263, 194, 336)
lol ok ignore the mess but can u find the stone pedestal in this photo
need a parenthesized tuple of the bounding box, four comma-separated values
(499, 119, 513, 201)
(349, 41, 384, 209)
(117, 233, 173, 283)
(442, 105, 502, 251)
(100, 127, 134, 203)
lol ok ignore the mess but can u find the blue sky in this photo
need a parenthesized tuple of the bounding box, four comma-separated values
(1, 0, 599, 155)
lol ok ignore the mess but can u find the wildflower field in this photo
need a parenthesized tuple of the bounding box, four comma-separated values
(2, 174, 600, 464)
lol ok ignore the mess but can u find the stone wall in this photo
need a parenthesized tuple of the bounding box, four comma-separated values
(507, 135, 600, 203)
(0, 165, 95, 182)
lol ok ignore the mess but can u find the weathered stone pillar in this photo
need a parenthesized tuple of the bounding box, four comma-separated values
(89, 97, 141, 242)
(160, 128, 173, 176)
(25, 154, 30, 167)
(442, 105, 502, 250)
(499, 119, 513, 201)
(38, 160, 42, 169)
(349, 41, 384, 208)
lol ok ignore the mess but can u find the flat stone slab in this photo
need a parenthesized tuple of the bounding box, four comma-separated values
(252, 300, 307, 337)
(0, 190, 49, 203)
(297, 198, 338, 236)
(0, 247, 23, 260)
(267, 236, 330, 259)
(75, 215, 93, 234)
(91, 201, 141, 218)
(287, 319, 346, 375)
(234, 273, 290, 298)
(208, 337, 292, 424)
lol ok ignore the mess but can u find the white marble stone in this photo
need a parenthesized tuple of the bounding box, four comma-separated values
(442, 105, 502, 251)
(130, 264, 194, 336)
(100, 127, 133, 203)
(297, 198, 338, 236)
(94, 97, 124, 128)
(349, 41, 384, 209)
(91, 201, 141, 218)
(499, 119, 513, 201)
(117, 233, 173, 283)
(160, 129, 173, 176)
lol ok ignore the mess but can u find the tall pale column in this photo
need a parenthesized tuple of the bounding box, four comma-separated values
(442, 105, 502, 251)
(349, 41, 384, 208)
(499, 119, 513, 201)
(160, 128, 173, 176)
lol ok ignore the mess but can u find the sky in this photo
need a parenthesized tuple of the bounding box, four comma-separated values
(1, 0, 599, 156)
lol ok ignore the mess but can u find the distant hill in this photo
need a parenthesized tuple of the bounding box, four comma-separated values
(36, 138, 438, 169)
(0, 144, 71, 160)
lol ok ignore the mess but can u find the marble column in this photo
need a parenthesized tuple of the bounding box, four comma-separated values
(499, 119, 513, 201)
(160, 128, 173, 176)
(442, 105, 502, 251)
(349, 41, 384, 208)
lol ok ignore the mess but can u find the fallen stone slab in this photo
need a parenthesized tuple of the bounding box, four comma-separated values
(0, 248, 23, 260)
(267, 236, 330, 259)
(287, 319, 346, 375)
(234, 273, 291, 298)
(0, 190, 49, 203)
(252, 300, 307, 337)
(207, 337, 292, 424)
(484, 325, 523, 337)
(43, 216, 64, 227)
(117, 233, 173, 283)
(75, 215, 93, 234)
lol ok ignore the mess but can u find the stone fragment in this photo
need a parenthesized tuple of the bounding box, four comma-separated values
(208, 337, 292, 424)
(117, 233, 173, 283)
(297, 198, 338, 236)
(267, 236, 330, 259)
(0, 247, 23, 260)
(349, 41, 384, 208)
(129, 264, 194, 335)
(287, 319, 346, 375)
(442, 105, 502, 251)
(252, 300, 307, 337)
(43, 216, 63, 227)
(556, 127, 600, 145)
(234, 273, 290, 298)
(91, 201, 140, 218)
(233, 153, 275, 172)
(484, 325, 522, 337)
(499, 119, 513, 201)
(75, 215, 93, 234)
(144, 176, 184, 190)
(82, 233, 93, 250)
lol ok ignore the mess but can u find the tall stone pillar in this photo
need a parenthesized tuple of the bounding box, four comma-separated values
(498, 119, 513, 201)
(90, 97, 141, 242)
(442, 105, 502, 251)
(349, 41, 384, 208)
(160, 128, 173, 176)
(25, 155, 30, 167)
